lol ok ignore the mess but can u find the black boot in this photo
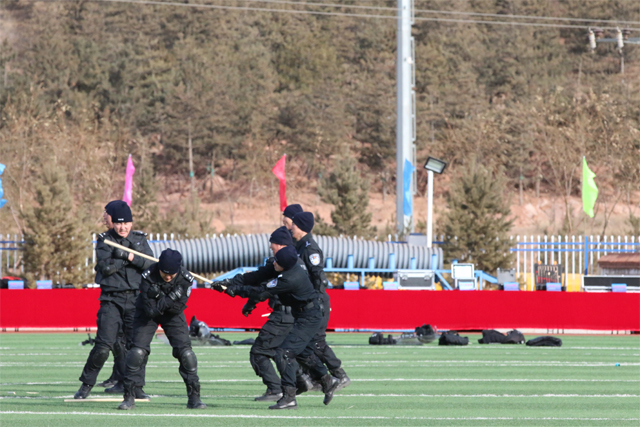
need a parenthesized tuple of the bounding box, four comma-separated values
(295, 373, 315, 395)
(320, 374, 339, 405)
(96, 378, 116, 388)
(74, 383, 93, 399)
(134, 387, 150, 399)
(331, 368, 351, 391)
(187, 383, 206, 409)
(269, 386, 297, 410)
(255, 389, 283, 401)
(104, 381, 124, 394)
(117, 386, 135, 410)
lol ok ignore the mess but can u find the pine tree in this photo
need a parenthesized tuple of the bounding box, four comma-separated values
(21, 165, 92, 287)
(318, 155, 375, 238)
(440, 161, 513, 274)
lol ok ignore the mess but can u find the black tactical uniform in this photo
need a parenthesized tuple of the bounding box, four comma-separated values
(228, 260, 296, 401)
(295, 232, 350, 387)
(75, 227, 154, 399)
(239, 246, 339, 409)
(118, 250, 205, 410)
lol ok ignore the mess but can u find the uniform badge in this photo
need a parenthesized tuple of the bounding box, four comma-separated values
(267, 279, 278, 288)
(187, 287, 191, 297)
(309, 254, 321, 266)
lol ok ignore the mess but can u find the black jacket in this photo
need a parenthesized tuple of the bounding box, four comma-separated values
(138, 264, 194, 319)
(258, 262, 318, 309)
(230, 257, 309, 309)
(95, 229, 154, 293)
(295, 233, 327, 292)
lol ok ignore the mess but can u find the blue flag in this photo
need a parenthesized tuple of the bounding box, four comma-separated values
(0, 163, 6, 209)
(402, 159, 415, 217)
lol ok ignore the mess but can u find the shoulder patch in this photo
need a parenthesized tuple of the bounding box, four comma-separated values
(187, 287, 192, 297)
(266, 279, 278, 288)
(182, 270, 194, 282)
(309, 253, 321, 266)
(132, 230, 148, 236)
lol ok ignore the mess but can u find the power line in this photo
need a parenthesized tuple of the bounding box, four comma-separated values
(89, 0, 640, 31)
(213, 0, 640, 26)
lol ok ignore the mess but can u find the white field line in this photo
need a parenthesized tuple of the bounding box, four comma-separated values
(334, 346, 640, 350)
(2, 393, 639, 401)
(0, 411, 638, 422)
(3, 360, 638, 367)
(2, 378, 639, 386)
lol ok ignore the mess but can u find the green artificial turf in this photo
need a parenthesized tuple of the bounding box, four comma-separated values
(0, 332, 638, 426)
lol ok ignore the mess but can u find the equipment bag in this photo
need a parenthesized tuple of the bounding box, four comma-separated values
(504, 330, 525, 344)
(368, 332, 397, 345)
(438, 331, 469, 346)
(478, 329, 525, 344)
(526, 336, 562, 347)
(415, 323, 436, 343)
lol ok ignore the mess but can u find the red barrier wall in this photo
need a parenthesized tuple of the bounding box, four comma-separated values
(1, 289, 638, 331)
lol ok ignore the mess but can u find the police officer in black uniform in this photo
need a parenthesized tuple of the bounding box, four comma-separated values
(291, 212, 351, 390)
(219, 227, 297, 402)
(281, 204, 302, 230)
(217, 245, 339, 409)
(118, 249, 206, 410)
(75, 202, 154, 399)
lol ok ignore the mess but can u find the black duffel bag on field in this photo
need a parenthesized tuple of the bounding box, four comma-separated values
(438, 331, 469, 346)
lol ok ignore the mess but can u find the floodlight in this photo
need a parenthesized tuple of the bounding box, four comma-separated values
(423, 156, 447, 174)
(451, 263, 474, 280)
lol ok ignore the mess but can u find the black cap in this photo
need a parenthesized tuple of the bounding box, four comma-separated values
(292, 212, 314, 233)
(283, 204, 303, 219)
(105, 200, 127, 218)
(110, 202, 132, 223)
(158, 248, 182, 274)
(274, 245, 298, 271)
(270, 226, 293, 246)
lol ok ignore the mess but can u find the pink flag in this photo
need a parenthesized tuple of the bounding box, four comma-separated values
(272, 154, 287, 211)
(122, 154, 135, 206)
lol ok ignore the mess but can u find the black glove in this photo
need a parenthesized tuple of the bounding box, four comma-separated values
(211, 279, 230, 293)
(167, 286, 183, 301)
(224, 286, 235, 298)
(113, 248, 130, 261)
(242, 300, 257, 317)
(147, 285, 162, 300)
(101, 262, 118, 277)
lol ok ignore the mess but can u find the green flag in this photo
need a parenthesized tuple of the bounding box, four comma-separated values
(582, 157, 598, 218)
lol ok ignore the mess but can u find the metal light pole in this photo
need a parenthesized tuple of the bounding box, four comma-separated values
(395, 0, 416, 235)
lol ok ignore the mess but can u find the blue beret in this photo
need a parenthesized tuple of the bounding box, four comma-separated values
(283, 204, 303, 219)
(274, 245, 298, 271)
(158, 248, 182, 274)
(292, 212, 314, 233)
(110, 202, 132, 223)
(270, 226, 293, 246)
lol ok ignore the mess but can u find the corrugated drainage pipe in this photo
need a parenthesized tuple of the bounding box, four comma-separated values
(149, 234, 443, 274)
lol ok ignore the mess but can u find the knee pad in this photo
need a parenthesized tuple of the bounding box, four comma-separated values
(275, 348, 296, 372)
(91, 344, 111, 367)
(112, 340, 125, 358)
(178, 348, 197, 373)
(126, 347, 147, 371)
(314, 339, 327, 353)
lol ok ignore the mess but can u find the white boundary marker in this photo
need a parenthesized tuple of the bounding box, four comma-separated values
(1, 411, 638, 422)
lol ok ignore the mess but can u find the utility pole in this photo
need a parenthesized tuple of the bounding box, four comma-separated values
(395, 0, 416, 236)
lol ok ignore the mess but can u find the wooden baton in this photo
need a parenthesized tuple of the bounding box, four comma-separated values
(102, 239, 226, 289)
